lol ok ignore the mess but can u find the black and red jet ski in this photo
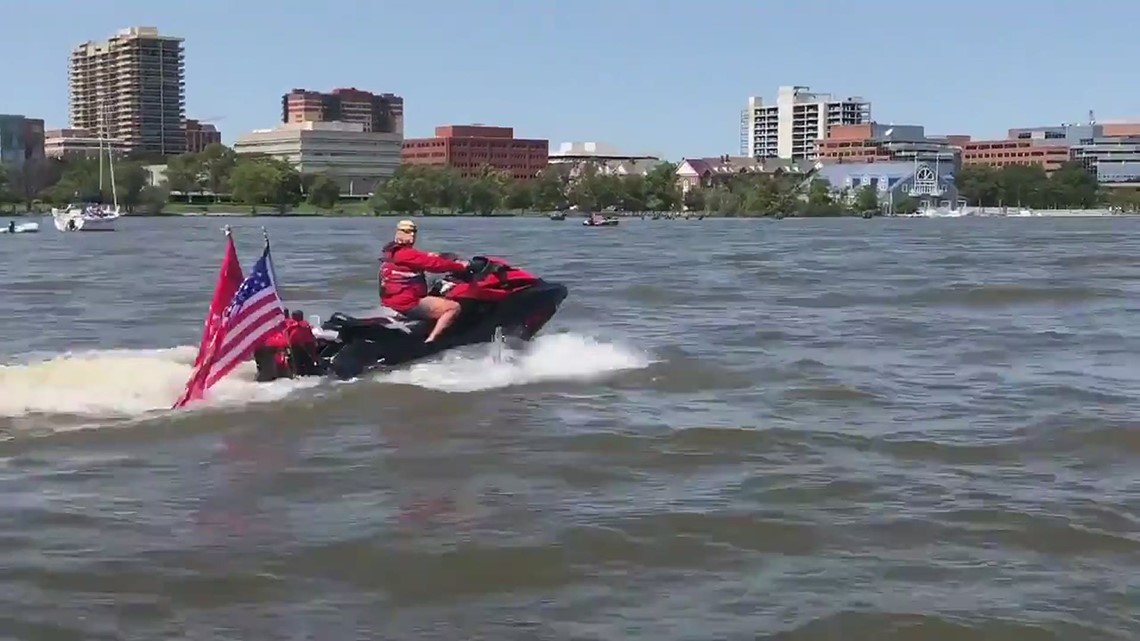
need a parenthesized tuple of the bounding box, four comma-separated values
(253, 255, 568, 381)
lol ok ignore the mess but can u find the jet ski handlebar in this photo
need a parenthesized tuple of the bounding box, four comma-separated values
(449, 255, 504, 282)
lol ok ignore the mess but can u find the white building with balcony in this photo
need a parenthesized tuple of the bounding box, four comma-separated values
(740, 85, 871, 160)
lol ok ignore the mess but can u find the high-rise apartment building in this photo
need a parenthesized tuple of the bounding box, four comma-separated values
(281, 88, 404, 136)
(68, 26, 186, 157)
(740, 85, 871, 160)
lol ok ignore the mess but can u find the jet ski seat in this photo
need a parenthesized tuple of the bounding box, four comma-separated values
(326, 307, 428, 330)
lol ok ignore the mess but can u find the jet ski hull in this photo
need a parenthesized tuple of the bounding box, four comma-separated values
(253, 267, 568, 382)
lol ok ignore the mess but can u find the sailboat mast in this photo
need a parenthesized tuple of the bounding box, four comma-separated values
(98, 102, 105, 197)
(107, 109, 118, 210)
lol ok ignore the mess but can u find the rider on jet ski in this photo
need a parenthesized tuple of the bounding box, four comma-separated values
(379, 219, 468, 343)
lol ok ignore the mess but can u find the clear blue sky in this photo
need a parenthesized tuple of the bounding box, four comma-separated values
(5, 0, 1139, 160)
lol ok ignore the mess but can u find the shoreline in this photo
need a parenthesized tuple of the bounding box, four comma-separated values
(4, 208, 1137, 220)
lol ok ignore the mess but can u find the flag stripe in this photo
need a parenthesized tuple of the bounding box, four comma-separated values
(216, 289, 279, 350)
(206, 308, 286, 385)
(173, 241, 287, 408)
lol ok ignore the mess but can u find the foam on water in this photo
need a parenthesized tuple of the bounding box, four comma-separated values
(376, 332, 652, 392)
(0, 345, 317, 419)
(0, 333, 649, 420)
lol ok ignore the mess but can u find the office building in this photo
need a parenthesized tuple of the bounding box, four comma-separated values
(740, 85, 871, 160)
(68, 26, 186, 157)
(0, 114, 46, 168)
(185, 118, 222, 153)
(958, 139, 1073, 174)
(401, 125, 548, 180)
(43, 128, 128, 159)
(233, 121, 401, 195)
(1072, 136, 1140, 185)
(282, 88, 404, 136)
(816, 123, 960, 170)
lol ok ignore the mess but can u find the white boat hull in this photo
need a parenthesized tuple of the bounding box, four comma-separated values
(1, 222, 39, 234)
(52, 208, 121, 232)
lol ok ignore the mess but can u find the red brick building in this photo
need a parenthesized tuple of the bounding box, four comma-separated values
(959, 139, 1072, 174)
(281, 87, 404, 135)
(401, 125, 548, 179)
(185, 118, 221, 154)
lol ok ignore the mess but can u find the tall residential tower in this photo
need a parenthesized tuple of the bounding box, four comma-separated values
(740, 85, 871, 160)
(68, 26, 186, 157)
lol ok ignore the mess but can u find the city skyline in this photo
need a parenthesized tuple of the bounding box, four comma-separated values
(3, 0, 1140, 160)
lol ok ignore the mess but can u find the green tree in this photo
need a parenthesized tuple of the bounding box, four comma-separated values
(798, 179, 842, 216)
(955, 162, 1102, 208)
(644, 161, 680, 211)
(48, 158, 103, 204)
(114, 161, 151, 212)
(854, 184, 879, 212)
(532, 168, 567, 210)
(895, 196, 919, 215)
(229, 157, 302, 212)
(1045, 161, 1099, 208)
(138, 185, 169, 214)
(0, 164, 10, 204)
(198, 143, 237, 201)
(9, 158, 65, 209)
(504, 179, 535, 211)
(162, 152, 203, 198)
(370, 167, 426, 215)
(306, 174, 341, 210)
(465, 172, 503, 215)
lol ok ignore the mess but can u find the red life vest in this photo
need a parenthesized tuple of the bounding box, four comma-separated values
(378, 242, 428, 306)
(284, 318, 316, 348)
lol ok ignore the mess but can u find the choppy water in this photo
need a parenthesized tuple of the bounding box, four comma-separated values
(1, 215, 1138, 640)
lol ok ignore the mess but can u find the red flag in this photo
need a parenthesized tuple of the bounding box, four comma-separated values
(192, 234, 245, 367)
(174, 232, 246, 408)
(173, 239, 287, 409)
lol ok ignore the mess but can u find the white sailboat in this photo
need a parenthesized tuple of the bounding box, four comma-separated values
(52, 104, 121, 232)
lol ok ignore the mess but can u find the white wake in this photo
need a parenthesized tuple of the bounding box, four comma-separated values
(0, 333, 650, 421)
(376, 332, 651, 392)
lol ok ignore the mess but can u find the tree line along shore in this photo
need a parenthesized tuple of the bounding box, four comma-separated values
(1, 143, 1135, 218)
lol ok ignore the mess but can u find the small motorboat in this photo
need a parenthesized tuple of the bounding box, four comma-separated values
(549, 211, 567, 221)
(1, 221, 39, 234)
(583, 215, 620, 227)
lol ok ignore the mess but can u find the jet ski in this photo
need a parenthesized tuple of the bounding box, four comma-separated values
(253, 255, 568, 382)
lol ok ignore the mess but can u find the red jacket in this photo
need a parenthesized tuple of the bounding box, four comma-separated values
(379, 242, 465, 312)
(284, 318, 317, 348)
(262, 328, 289, 349)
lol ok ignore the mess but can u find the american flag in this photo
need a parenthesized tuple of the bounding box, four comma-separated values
(204, 246, 286, 387)
(173, 242, 286, 408)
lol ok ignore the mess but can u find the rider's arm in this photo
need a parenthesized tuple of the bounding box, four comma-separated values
(398, 246, 467, 273)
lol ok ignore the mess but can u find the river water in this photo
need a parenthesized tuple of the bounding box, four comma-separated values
(1, 215, 1138, 640)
